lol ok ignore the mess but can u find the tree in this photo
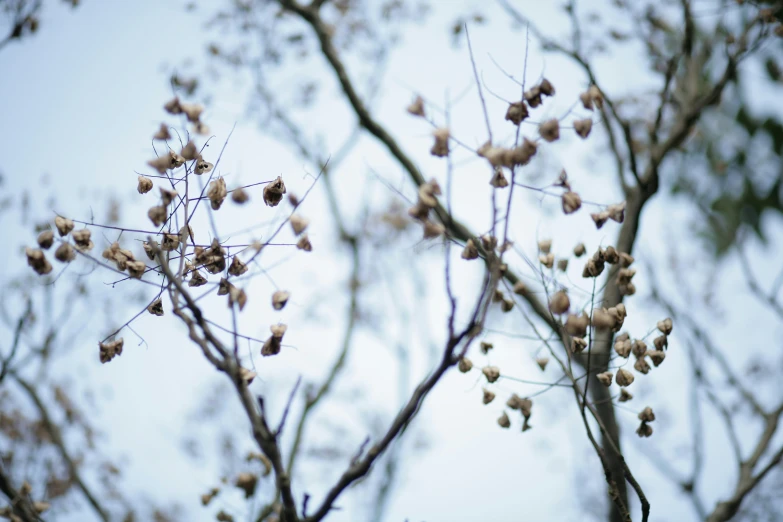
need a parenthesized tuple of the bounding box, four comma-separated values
(4, 1, 783, 521)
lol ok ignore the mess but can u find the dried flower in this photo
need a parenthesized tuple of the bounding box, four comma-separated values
(490, 168, 509, 188)
(572, 337, 588, 353)
(647, 350, 666, 367)
(296, 235, 312, 252)
(263, 176, 287, 207)
(26, 248, 52, 275)
(549, 290, 570, 315)
(604, 246, 619, 264)
(497, 412, 511, 429)
(228, 256, 248, 277)
(127, 260, 147, 279)
(538, 119, 560, 142)
(633, 357, 651, 374)
(195, 158, 213, 175)
(565, 313, 589, 337)
(290, 214, 309, 235)
(657, 318, 673, 335)
(430, 127, 450, 157)
(164, 97, 182, 114)
(137, 176, 153, 194)
(636, 422, 653, 437)
(591, 211, 610, 229)
(614, 338, 632, 358)
(188, 270, 208, 287)
(482, 388, 496, 404)
(181, 140, 198, 161)
(592, 308, 617, 330)
(153, 123, 170, 140)
(505, 101, 529, 125)
(147, 298, 164, 316)
(228, 286, 248, 310)
(195, 239, 227, 274)
(272, 290, 290, 310)
(262, 324, 287, 357)
(632, 340, 647, 358)
(597, 371, 613, 387)
(36, 230, 54, 249)
(482, 366, 501, 383)
(615, 369, 634, 387)
(539, 79, 555, 96)
(99, 338, 123, 364)
(638, 406, 655, 423)
(573, 118, 593, 138)
(608, 202, 626, 223)
(161, 233, 180, 252)
(524, 85, 542, 107)
(579, 91, 593, 111)
(458, 357, 473, 373)
(231, 188, 249, 204)
(573, 242, 586, 257)
(588, 85, 603, 109)
(180, 103, 204, 123)
(160, 187, 177, 206)
(653, 335, 668, 351)
(234, 473, 257, 498)
(55, 216, 75, 237)
(70, 229, 93, 252)
(461, 239, 479, 260)
(406, 95, 425, 117)
(103, 242, 136, 269)
(619, 389, 633, 402)
(208, 178, 228, 210)
(561, 191, 582, 214)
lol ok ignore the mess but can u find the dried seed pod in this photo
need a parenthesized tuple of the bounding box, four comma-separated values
(181, 140, 198, 161)
(565, 313, 589, 337)
(619, 252, 634, 267)
(218, 277, 233, 296)
(195, 158, 214, 175)
(234, 473, 257, 498)
(216, 510, 234, 522)
(615, 369, 634, 387)
(231, 187, 249, 204)
(188, 270, 208, 287)
(422, 220, 445, 239)
(572, 337, 588, 353)
(539, 79, 555, 96)
(557, 258, 569, 271)
(153, 123, 170, 141)
(263, 176, 287, 207)
(55, 216, 75, 237)
(480, 341, 493, 354)
(481, 234, 498, 251)
(579, 91, 593, 111)
(71, 229, 93, 252)
(536, 357, 549, 371)
(37, 230, 54, 249)
(549, 290, 570, 315)
(458, 357, 473, 373)
(26, 247, 53, 275)
(513, 281, 527, 295)
(200, 488, 220, 506)
(604, 246, 619, 264)
(33, 502, 49, 514)
(505, 101, 529, 125)
(262, 324, 287, 356)
(406, 95, 425, 117)
(592, 308, 617, 330)
(161, 233, 180, 251)
(538, 239, 552, 254)
(461, 239, 479, 260)
(272, 291, 290, 310)
(562, 191, 582, 214)
(647, 350, 666, 367)
(619, 389, 633, 402)
(617, 267, 637, 285)
(99, 338, 123, 364)
(430, 128, 450, 157)
(482, 388, 496, 404)
(524, 85, 542, 107)
(164, 97, 182, 114)
(509, 138, 538, 166)
(591, 211, 610, 229)
(287, 193, 299, 207)
(180, 103, 204, 123)
(160, 187, 177, 206)
(490, 168, 509, 188)
(539, 253, 554, 269)
(127, 260, 146, 279)
(631, 340, 647, 358)
(418, 178, 441, 208)
(638, 406, 655, 423)
(103, 242, 136, 269)
(497, 411, 511, 429)
(636, 422, 653, 438)
(208, 178, 228, 210)
(588, 85, 603, 109)
(137, 175, 153, 194)
(608, 202, 626, 223)
(482, 366, 501, 383)
(289, 214, 309, 235)
(657, 318, 673, 335)
(573, 118, 593, 138)
(148, 205, 167, 227)
(597, 371, 613, 387)
(228, 286, 247, 311)
(614, 338, 632, 358)
(573, 242, 586, 257)
(582, 257, 605, 278)
(147, 298, 164, 316)
(501, 298, 514, 312)
(296, 235, 312, 252)
(653, 335, 668, 350)
(538, 119, 560, 142)
(506, 393, 525, 410)
(633, 357, 651, 374)
(228, 256, 248, 277)
(492, 289, 505, 303)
